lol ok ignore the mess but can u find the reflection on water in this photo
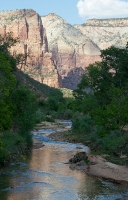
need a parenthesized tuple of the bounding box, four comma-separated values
(0, 121, 128, 200)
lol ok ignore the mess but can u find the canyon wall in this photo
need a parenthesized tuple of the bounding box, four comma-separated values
(42, 15, 128, 89)
(0, 9, 61, 88)
(0, 10, 128, 89)
(41, 14, 101, 89)
(75, 18, 128, 50)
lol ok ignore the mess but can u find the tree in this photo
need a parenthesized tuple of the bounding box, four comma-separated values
(0, 33, 22, 131)
(74, 45, 128, 135)
(11, 86, 37, 140)
(0, 33, 36, 135)
(76, 45, 128, 104)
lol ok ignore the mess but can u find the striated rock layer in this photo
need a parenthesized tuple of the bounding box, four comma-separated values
(41, 15, 128, 89)
(75, 18, 128, 50)
(1, 10, 128, 89)
(0, 9, 61, 88)
(41, 13, 101, 89)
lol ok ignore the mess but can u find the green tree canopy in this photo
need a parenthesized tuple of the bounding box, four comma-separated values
(0, 34, 17, 131)
(73, 45, 128, 135)
(75, 45, 128, 105)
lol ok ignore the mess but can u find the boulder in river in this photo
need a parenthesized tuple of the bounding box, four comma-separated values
(69, 152, 89, 164)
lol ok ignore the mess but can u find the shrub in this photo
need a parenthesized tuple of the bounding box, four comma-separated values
(72, 114, 95, 135)
(11, 86, 37, 136)
(35, 109, 45, 123)
(0, 139, 8, 165)
(56, 109, 72, 119)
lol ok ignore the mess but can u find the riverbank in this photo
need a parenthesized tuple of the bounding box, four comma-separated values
(46, 121, 128, 185)
(69, 154, 128, 185)
(0, 131, 32, 167)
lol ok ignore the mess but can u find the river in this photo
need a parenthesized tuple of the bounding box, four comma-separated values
(0, 120, 128, 200)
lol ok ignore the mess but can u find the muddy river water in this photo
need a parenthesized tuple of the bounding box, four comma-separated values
(0, 120, 128, 200)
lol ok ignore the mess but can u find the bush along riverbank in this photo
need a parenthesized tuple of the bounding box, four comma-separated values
(0, 84, 39, 166)
(64, 115, 128, 166)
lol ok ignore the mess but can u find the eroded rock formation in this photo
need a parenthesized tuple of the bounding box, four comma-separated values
(0, 9, 61, 88)
(41, 13, 101, 89)
(75, 18, 128, 50)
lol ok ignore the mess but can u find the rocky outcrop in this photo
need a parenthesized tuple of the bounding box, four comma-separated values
(0, 9, 61, 88)
(41, 13, 101, 89)
(75, 18, 128, 50)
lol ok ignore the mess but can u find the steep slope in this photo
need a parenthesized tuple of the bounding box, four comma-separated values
(75, 18, 128, 50)
(0, 9, 61, 88)
(41, 13, 101, 89)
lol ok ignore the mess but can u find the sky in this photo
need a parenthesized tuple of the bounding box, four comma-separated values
(0, 0, 128, 25)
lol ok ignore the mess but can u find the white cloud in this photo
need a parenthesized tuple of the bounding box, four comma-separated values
(77, 0, 128, 20)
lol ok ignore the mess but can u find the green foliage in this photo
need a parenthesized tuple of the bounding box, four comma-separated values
(56, 109, 73, 120)
(46, 97, 59, 111)
(1, 132, 26, 153)
(0, 132, 28, 166)
(44, 115, 55, 122)
(59, 88, 73, 98)
(0, 32, 19, 54)
(75, 45, 128, 106)
(70, 44, 128, 162)
(73, 45, 128, 136)
(35, 108, 45, 123)
(0, 102, 12, 131)
(0, 139, 8, 165)
(92, 88, 128, 133)
(91, 130, 128, 158)
(11, 86, 37, 137)
(0, 51, 16, 131)
(72, 113, 95, 135)
(15, 70, 63, 99)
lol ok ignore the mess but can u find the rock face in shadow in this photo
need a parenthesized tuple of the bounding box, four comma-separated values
(0, 9, 61, 88)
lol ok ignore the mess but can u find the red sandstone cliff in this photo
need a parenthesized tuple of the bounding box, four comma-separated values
(0, 9, 61, 88)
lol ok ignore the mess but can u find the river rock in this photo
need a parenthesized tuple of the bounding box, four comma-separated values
(69, 163, 76, 170)
(69, 152, 89, 164)
(76, 146, 83, 149)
